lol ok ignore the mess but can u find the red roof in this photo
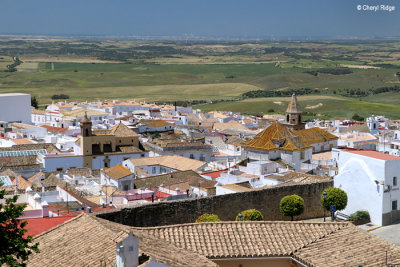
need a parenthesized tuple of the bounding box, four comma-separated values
(41, 125, 69, 134)
(344, 149, 400, 161)
(202, 169, 228, 179)
(23, 216, 75, 237)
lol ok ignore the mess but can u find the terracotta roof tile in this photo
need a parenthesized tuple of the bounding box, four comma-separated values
(344, 149, 400, 161)
(213, 120, 249, 132)
(135, 221, 400, 266)
(41, 125, 69, 134)
(295, 127, 338, 146)
(28, 214, 216, 267)
(244, 123, 337, 152)
(135, 170, 207, 189)
(12, 138, 34, 145)
(127, 155, 206, 172)
(108, 122, 139, 137)
(243, 122, 308, 152)
(101, 164, 133, 180)
(135, 221, 344, 258)
(139, 120, 172, 129)
(12, 175, 33, 190)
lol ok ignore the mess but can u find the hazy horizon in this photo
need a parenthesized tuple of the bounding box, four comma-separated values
(0, 0, 399, 39)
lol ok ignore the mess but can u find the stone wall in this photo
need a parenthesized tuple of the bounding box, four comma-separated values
(97, 180, 333, 227)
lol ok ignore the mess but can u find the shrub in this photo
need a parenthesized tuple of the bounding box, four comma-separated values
(349, 211, 370, 222)
(235, 209, 263, 221)
(280, 194, 305, 221)
(321, 187, 348, 212)
(195, 213, 220, 223)
(51, 94, 69, 100)
(352, 113, 364, 121)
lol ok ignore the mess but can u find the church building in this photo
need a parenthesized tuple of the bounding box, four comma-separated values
(75, 114, 148, 169)
(242, 94, 338, 170)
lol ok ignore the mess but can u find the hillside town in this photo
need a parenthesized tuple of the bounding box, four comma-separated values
(1, 92, 400, 266)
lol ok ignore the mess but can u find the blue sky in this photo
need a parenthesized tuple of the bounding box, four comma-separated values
(0, 0, 399, 38)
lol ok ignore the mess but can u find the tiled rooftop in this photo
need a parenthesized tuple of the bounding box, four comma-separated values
(344, 149, 400, 161)
(243, 122, 337, 152)
(28, 214, 216, 267)
(135, 221, 400, 266)
(101, 164, 133, 180)
(127, 155, 206, 171)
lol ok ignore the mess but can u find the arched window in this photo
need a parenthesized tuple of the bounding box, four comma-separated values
(85, 128, 89, 136)
(286, 114, 290, 122)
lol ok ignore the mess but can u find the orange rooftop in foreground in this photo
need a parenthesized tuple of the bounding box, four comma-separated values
(344, 149, 400, 161)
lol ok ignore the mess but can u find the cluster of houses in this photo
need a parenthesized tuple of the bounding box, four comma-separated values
(1, 92, 400, 266)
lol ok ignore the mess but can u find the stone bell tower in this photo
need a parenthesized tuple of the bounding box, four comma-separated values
(80, 112, 92, 138)
(284, 94, 305, 131)
(79, 113, 93, 168)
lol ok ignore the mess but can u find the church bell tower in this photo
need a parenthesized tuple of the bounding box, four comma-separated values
(284, 94, 305, 130)
(80, 112, 92, 137)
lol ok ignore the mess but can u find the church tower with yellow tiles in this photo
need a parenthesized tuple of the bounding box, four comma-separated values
(284, 94, 305, 131)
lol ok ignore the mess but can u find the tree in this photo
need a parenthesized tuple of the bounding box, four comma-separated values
(195, 213, 220, 223)
(321, 187, 348, 212)
(280, 195, 305, 221)
(235, 209, 263, 221)
(0, 182, 39, 266)
(351, 113, 364, 121)
(31, 96, 38, 109)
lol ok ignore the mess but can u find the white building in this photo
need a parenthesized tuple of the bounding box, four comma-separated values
(366, 115, 379, 135)
(147, 139, 213, 162)
(0, 93, 31, 124)
(100, 164, 135, 191)
(123, 155, 207, 177)
(337, 132, 378, 150)
(333, 148, 400, 226)
(9, 123, 47, 139)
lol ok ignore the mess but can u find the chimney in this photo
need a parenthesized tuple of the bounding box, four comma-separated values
(115, 232, 139, 267)
(42, 201, 49, 217)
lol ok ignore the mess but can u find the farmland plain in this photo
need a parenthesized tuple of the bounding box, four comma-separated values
(0, 38, 400, 118)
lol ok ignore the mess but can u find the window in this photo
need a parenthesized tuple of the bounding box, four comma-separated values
(190, 154, 194, 159)
(394, 177, 398, 187)
(104, 162, 109, 168)
(56, 168, 63, 171)
(123, 184, 129, 191)
(392, 200, 398, 211)
(152, 167, 156, 174)
(300, 151, 305, 160)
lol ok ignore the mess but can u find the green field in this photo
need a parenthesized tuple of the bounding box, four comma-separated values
(0, 55, 13, 70)
(195, 95, 400, 119)
(0, 61, 398, 103)
(0, 38, 400, 118)
(0, 83, 261, 103)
